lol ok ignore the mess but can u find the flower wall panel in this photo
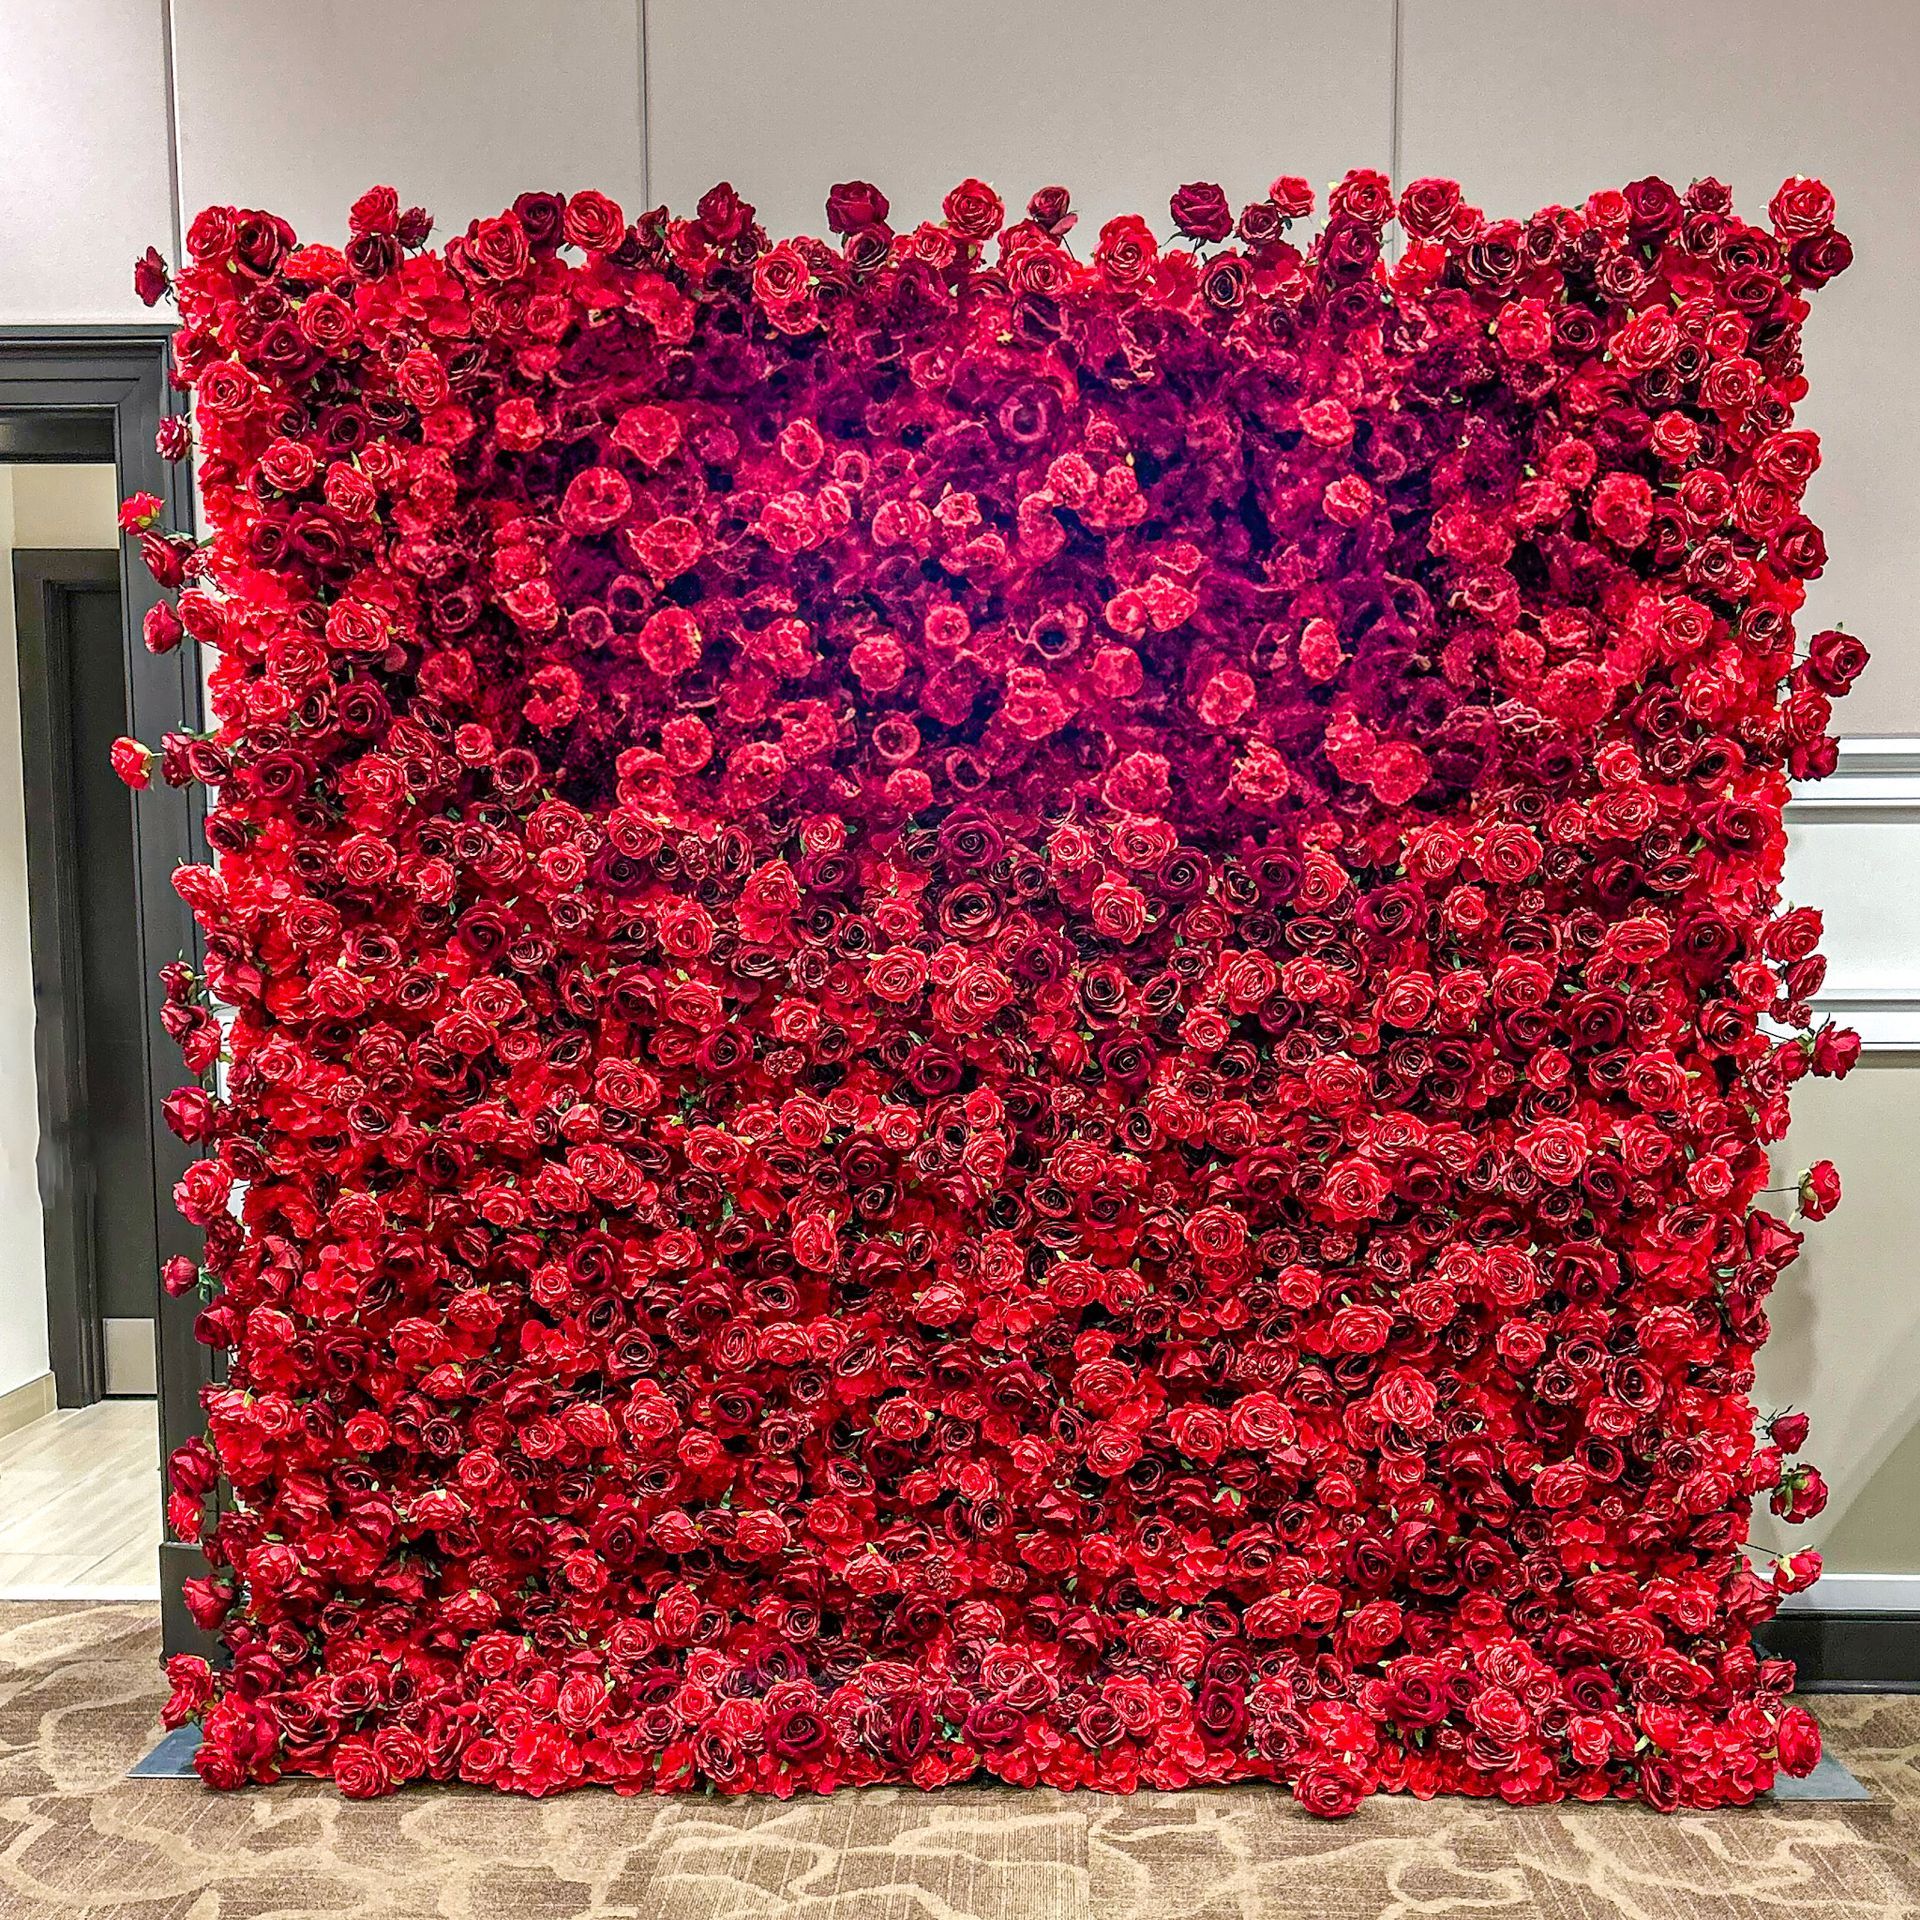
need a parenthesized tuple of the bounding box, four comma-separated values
(139, 168, 1857, 1811)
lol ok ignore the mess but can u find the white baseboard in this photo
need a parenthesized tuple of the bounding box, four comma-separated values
(1780, 1572, 1920, 1612)
(0, 1585, 160, 1603)
(0, 1372, 56, 1442)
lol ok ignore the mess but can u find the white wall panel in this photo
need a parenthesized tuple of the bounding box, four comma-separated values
(1400, 0, 1920, 732)
(648, 0, 1395, 243)
(1785, 743, 1920, 1044)
(1758, 1063, 1920, 1572)
(0, 1, 174, 323)
(1773, 748, 1920, 1569)
(172, 0, 646, 251)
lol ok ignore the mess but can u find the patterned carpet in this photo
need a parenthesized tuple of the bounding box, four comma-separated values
(1, 1602, 1916, 1920)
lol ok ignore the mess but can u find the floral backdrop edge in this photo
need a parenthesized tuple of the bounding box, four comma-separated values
(119, 164, 1860, 1813)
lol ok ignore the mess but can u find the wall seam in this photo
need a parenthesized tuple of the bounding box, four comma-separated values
(638, 0, 653, 208)
(1389, 0, 1404, 186)
(160, 0, 185, 265)
(1387, 0, 1405, 259)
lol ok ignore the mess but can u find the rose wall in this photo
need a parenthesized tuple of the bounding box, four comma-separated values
(128, 166, 1860, 1812)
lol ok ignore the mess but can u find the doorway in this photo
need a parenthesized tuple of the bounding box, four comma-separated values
(0, 330, 205, 1644)
(13, 525, 159, 1401)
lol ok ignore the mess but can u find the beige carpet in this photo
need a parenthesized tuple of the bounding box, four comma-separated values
(1, 1601, 1917, 1920)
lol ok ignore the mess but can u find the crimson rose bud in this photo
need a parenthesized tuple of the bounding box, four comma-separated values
(118, 491, 163, 534)
(160, 1653, 213, 1729)
(137, 529, 187, 589)
(110, 737, 153, 789)
(143, 602, 184, 654)
(1774, 1547, 1822, 1594)
(1776, 1704, 1822, 1777)
(132, 245, 171, 307)
(1026, 186, 1075, 237)
(161, 1255, 200, 1298)
(1799, 1159, 1841, 1220)
(696, 181, 753, 243)
(1811, 1024, 1861, 1077)
(1771, 1410, 1811, 1454)
(1771, 1465, 1829, 1524)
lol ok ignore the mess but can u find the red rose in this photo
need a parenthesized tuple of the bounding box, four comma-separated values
(563, 189, 625, 252)
(1026, 186, 1075, 237)
(142, 603, 185, 654)
(941, 178, 1004, 242)
(1294, 1762, 1366, 1819)
(1590, 471, 1654, 547)
(1769, 176, 1836, 240)
(1772, 1465, 1829, 1523)
(1514, 1119, 1590, 1186)
(1771, 1410, 1811, 1454)
(331, 1738, 395, 1799)
(1094, 214, 1157, 287)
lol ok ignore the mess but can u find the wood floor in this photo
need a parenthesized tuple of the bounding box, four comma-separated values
(0, 1402, 160, 1599)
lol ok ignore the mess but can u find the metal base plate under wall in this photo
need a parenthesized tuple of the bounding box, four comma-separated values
(129, 1726, 201, 1778)
(126, 1726, 1872, 1800)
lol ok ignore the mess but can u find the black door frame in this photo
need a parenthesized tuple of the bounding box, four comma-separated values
(14, 546, 125, 1407)
(0, 328, 207, 1653)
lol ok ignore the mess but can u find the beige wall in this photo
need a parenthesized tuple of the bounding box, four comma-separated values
(648, 0, 1394, 243)
(0, 0, 1913, 1583)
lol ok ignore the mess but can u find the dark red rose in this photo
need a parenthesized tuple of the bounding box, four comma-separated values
(696, 180, 754, 242)
(1026, 186, 1075, 237)
(1805, 628, 1867, 693)
(133, 245, 171, 306)
(1169, 181, 1232, 244)
(825, 180, 890, 235)
(1775, 1705, 1821, 1776)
